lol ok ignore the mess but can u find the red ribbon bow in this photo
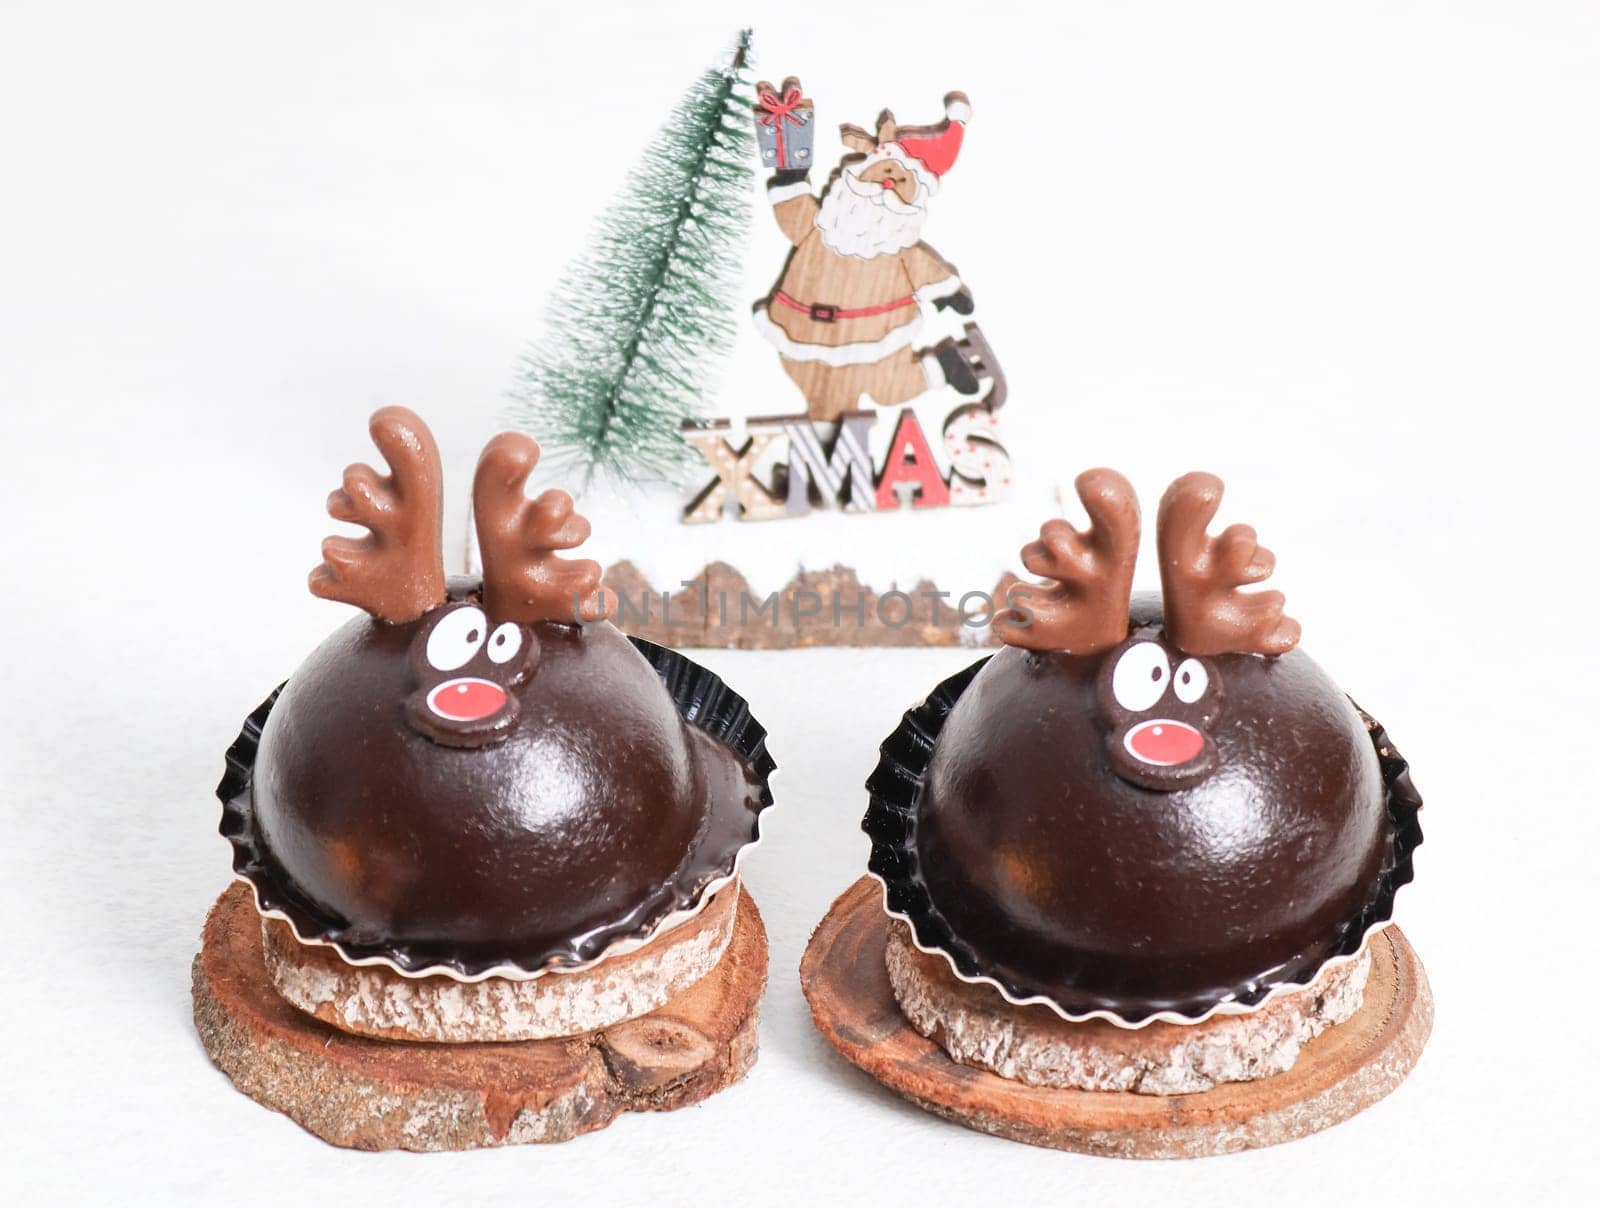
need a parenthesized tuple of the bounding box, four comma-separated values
(757, 88, 807, 169)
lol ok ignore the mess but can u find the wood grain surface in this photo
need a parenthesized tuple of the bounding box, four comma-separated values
(801, 877, 1431, 1159)
(194, 881, 767, 1151)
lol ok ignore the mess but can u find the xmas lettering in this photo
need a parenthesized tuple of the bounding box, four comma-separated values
(681, 394, 1012, 524)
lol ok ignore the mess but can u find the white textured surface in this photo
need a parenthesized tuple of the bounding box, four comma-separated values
(2, 2, 1598, 1205)
(498, 470, 1054, 603)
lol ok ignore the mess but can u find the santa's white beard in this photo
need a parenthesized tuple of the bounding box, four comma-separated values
(814, 170, 928, 259)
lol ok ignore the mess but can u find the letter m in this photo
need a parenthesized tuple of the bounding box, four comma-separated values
(781, 411, 877, 514)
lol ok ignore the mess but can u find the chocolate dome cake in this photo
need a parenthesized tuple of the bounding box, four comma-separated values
(865, 469, 1421, 1026)
(219, 408, 774, 979)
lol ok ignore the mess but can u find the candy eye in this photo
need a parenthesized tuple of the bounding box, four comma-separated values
(486, 622, 524, 665)
(424, 606, 487, 671)
(1173, 658, 1209, 704)
(1111, 642, 1170, 712)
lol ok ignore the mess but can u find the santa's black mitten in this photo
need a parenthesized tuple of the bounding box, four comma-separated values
(769, 168, 810, 190)
(934, 286, 975, 315)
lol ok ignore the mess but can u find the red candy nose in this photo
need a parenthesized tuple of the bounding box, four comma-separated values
(1124, 719, 1206, 766)
(427, 678, 507, 722)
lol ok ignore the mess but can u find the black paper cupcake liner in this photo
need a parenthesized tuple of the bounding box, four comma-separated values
(863, 655, 1423, 1027)
(217, 635, 775, 981)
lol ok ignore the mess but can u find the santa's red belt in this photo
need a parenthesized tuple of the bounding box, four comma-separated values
(772, 290, 916, 323)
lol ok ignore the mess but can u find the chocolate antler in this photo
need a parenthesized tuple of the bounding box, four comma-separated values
(473, 432, 613, 624)
(998, 468, 1140, 654)
(1157, 472, 1300, 656)
(309, 406, 447, 623)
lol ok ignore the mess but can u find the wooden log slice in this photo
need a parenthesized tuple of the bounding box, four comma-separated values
(262, 881, 739, 1042)
(886, 919, 1370, 1094)
(801, 877, 1432, 1159)
(194, 881, 767, 1151)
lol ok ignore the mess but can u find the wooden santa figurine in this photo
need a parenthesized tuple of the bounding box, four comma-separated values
(753, 87, 983, 420)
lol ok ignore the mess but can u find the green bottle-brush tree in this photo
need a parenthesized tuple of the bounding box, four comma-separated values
(507, 30, 755, 490)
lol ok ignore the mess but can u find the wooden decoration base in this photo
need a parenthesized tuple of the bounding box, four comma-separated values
(602, 561, 1016, 648)
(801, 878, 1432, 1159)
(194, 882, 768, 1151)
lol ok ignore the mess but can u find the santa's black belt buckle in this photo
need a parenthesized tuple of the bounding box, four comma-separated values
(809, 303, 838, 322)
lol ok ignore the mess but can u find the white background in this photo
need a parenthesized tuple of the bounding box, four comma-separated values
(3, 1, 1597, 1203)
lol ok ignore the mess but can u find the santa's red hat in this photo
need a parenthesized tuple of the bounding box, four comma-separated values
(887, 94, 970, 191)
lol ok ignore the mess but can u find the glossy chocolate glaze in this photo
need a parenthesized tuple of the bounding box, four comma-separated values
(224, 584, 769, 976)
(871, 595, 1419, 1022)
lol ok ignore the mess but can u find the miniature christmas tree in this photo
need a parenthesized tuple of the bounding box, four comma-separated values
(508, 30, 756, 489)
